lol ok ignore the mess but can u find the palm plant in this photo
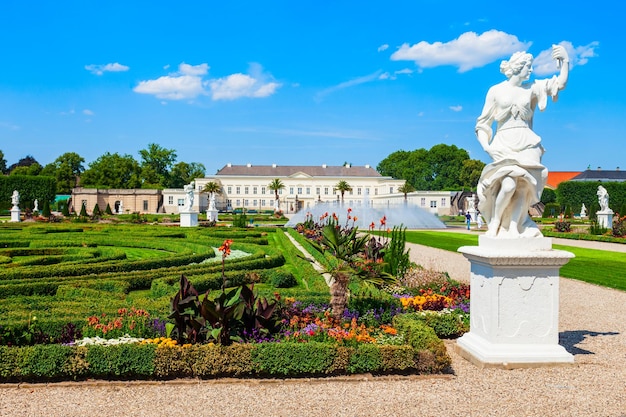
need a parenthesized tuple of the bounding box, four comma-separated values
(398, 181, 416, 204)
(334, 180, 353, 205)
(309, 218, 395, 319)
(202, 181, 222, 209)
(268, 178, 285, 212)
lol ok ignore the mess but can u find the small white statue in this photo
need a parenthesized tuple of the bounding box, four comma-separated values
(208, 193, 217, 211)
(11, 190, 20, 208)
(597, 186, 609, 212)
(580, 203, 587, 217)
(476, 44, 570, 238)
(183, 181, 195, 211)
(34, 199, 39, 212)
(118, 200, 124, 214)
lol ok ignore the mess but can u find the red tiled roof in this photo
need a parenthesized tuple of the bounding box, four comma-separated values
(545, 171, 581, 189)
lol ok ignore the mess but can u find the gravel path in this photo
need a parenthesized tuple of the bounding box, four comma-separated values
(1, 238, 625, 416)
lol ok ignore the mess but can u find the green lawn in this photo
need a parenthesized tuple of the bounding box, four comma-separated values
(404, 230, 626, 292)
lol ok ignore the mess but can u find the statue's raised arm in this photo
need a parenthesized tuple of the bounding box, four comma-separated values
(476, 45, 570, 238)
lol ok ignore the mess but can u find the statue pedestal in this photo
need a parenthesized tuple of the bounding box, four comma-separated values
(597, 210, 613, 229)
(10, 208, 21, 223)
(207, 209, 218, 222)
(179, 211, 198, 227)
(456, 236, 574, 368)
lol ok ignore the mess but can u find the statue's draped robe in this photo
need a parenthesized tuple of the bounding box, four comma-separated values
(476, 76, 560, 237)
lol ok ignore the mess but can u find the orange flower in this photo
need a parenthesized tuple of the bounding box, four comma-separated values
(218, 239, 233, 257)
(380, 216, 386, 226)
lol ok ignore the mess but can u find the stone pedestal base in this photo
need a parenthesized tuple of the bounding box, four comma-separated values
(456, 236, 574, 368)
(207, 209, 218, 222)
(10, 208, 21, 222)
(597, 210, 613, 229)
(179, 211, 198, 227)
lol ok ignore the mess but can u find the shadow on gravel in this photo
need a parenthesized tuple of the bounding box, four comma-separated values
(559, 330, 620, 355)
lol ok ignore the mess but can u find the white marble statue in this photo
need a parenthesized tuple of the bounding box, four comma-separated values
(11, 190, 20, 208)
(118, 200, 123, 214)
(34, 199, 39, 212)
(476, 44, 570, 238)
(183, 181, 195, 212)
(597, 185, 609, 212)
(580, 203, 587, 217)
(466, 195, 475, 211)
(208, 193, 217, 211)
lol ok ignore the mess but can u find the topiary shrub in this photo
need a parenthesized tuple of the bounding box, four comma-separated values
(105, 203, 113, 215)
(79, 202, 88, 217)
(269, 269, 297, 288)
(92, 203, 101, 217)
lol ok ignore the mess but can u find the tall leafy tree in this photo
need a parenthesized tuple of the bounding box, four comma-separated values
(40, 152, 85, 194)
(0, 150, 6, 174)
(168, 161, 206, 188)
(80, 152, 142, 189)
(139, 143, 177, 188)
(377, 144, 481, 191)
(334, 180, 353, 205)
(458, 159, 486, 190)
(8, 155, 42, 176)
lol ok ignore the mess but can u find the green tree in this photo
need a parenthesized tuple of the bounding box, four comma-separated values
(268, 178, 285, 212)
(40, 152, 85, 194)
(0, 150, 6, 174)
(168, 161, 206, 188)
(541, 188, 557, 204)
(80, 153, 142, 189)
(8, 155, 40, 174)
(459, 159, 486, 190)
(398, 181, 416, 204)
(139, 143, 177, 188)
(334, 180, 353, 205)
(79, 201, 88, 217)
(377, 144, 479, 191)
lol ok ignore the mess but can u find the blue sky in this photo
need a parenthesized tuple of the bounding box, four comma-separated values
(0, 1, 622, 176)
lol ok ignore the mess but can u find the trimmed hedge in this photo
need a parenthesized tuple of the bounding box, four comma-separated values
(0, 314, 451, 382)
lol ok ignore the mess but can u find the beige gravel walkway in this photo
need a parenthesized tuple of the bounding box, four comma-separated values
(1, 237, 625, 417)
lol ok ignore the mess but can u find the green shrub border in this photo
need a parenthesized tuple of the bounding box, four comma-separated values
(0, 315, 451, 382)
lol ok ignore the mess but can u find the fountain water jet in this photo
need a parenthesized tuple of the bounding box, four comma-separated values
(285, 198, 445, 230)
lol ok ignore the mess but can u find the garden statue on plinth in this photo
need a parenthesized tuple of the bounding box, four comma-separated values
(456, 44, 575, 367)
(580, 203, 587, 218)
(180, 181, 198, 227)
(596, 185, 613, 228)
(10, 190, 21, 222)
(207, 193, 218, 222)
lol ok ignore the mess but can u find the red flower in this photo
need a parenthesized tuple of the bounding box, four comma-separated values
(219, 239, 233, 257)
(380, 216, 386, 226)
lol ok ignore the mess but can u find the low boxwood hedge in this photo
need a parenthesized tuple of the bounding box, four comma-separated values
(0, 315, 451, 382)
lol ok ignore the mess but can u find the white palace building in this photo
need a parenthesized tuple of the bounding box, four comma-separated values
(72, 163, 456, 216)
(163, 163, 455, 216)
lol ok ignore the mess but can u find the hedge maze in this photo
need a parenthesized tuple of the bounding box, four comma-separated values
(0, 224, 288, 340)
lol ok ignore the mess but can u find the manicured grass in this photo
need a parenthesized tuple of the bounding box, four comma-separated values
(404, 230, 626, 292)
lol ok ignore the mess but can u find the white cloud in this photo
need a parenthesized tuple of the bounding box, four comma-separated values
(315, 71, 383, 101)
(449, 105, 463, 112)
(135, 62, 280, 101)
(83, 109, 94, 116)
(85, 62, 129, 75)
(395, 68, 414, 75)
(391, 30, 531, 72)
(532, 41, 599, 76)
(134, 74, 205, 100)
(378, 44, 389, 52)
